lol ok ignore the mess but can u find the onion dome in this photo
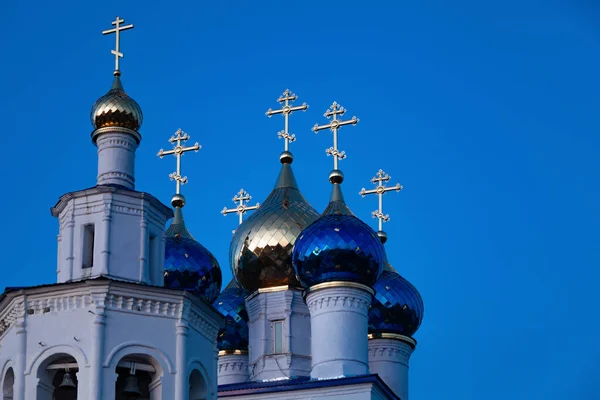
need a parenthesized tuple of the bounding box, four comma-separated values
(369, 263, 424, 337)
(229, 158, 320, 293)
(292, 184, 386, 288)
(213, 279, 249, 352)
(164, 195, 222, 302)
(90, 73, 143, 141)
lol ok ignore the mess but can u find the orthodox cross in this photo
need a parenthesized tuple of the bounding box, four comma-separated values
(102, 16, 134, 73)
(221, 189, 260, 232)
(359, 169, 402, 232)
(266, 89, 309, 151)
(157, 129, 201, 194)
(312, 102, 359, 170)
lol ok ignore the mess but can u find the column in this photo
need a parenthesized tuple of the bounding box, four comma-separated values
(305, 283, 373, 379)
(174, 321, 189, 400)
(368, 336, 415, 400)
(89, 292, 107, 399)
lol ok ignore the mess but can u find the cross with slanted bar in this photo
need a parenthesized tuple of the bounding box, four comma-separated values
(222, 189, 260, 231)
(102, 16, 134, 73)
(157, 129, 201, 194)
(312, 102, 359, 170)
(266, 89, 309, 152)
(359, 169, 402, 232)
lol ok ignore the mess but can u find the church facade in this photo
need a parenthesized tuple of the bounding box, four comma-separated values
(0, 17, 423, 400)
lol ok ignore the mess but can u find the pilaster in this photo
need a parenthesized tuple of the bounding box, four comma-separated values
(12, 299, 26, 400)
(89, 285, 108, 399)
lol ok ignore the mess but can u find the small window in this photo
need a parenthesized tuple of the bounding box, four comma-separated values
(82, 224, 95, 269)
(272, 320, 283, 354)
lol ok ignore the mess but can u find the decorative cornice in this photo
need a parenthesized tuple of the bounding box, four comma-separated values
(304, 283, 373, 314)
(368, 333, 417, 348)
(368, 338, 414, 364)
(91, 125, 141, 144)
(95, 134, 138, 151)
(186, 304, 220, 341)
(304, 281, 374, 298)
(51, 185, 173, 221)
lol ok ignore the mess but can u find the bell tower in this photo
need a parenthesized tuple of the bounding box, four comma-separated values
(51, 16, 172, 285)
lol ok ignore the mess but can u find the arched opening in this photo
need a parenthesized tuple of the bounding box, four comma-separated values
(36, 355, 79, 400)
(189, 369, 206, 400)
(2, 367, 14, 400)
(114, 354, 162, 400)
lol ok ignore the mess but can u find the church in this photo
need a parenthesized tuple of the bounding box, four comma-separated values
(0, 16, 423, 400)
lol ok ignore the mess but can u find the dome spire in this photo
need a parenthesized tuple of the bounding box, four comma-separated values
(266, 89, 309, 164)
(157, 128, 201, 209)
(312, 101, 359, 185)
(158, 129, 222, 301)
(230, 89, 319, 293)
(101, 16, 134, 76)
(90, 16, 142, 189)
(359, 169, 403, 244)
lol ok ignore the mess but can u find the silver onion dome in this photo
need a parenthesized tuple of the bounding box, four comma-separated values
(90, 73, 143, 138)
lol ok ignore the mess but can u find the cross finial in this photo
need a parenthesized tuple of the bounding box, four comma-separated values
(222, 189, 260, 233)
(359, 169, 402, 243)
(157, 129, 201, 202)
(266, 89, 309, 161)
(102, 16, 134, 75)
(313, 101, 359, 182)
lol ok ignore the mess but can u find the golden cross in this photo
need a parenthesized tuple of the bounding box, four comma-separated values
(221, 189, 260, 233)
(266, 89, 309, 152)
(157, 129, 201, 195)
(102, 16, 134, 74)
(359, 169, 402, 232)
(312, 102, 359, 170)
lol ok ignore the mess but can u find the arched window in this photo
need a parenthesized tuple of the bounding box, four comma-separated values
(2, 367, 14, 400)
(189, 369, 206, 400)
(114, 355, 162, 400)
(36, 355, 79, 400)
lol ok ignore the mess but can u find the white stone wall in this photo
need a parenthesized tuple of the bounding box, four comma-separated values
(51, 187, 171, 286)
(305, 285, 372, 380)
(368, 338, 414, 400)
(217, 354, 249, 386)
(0, 280, 221, 400)
(245, 288, 311, 381)
(95, 130, 139, 189)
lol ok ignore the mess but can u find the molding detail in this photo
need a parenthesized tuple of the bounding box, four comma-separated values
(186, 306, 220, 341)
(306, 293, 371, 313)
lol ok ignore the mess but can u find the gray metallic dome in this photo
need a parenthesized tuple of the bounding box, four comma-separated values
(229, 162, 320, 293)
(90, 74, 143, 136)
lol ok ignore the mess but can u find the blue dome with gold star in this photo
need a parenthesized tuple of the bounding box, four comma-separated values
(164, 203, 222, 302)
(292, 184, 386, 288)
(213, 279, 249, 352)
(369, 264, 424, 337)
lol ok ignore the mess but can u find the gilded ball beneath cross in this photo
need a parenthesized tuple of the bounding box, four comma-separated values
(280, 151, 294, 164)
(377, 230, 388, 244)
(329, 169, 344, 184)
(171, 194, 186, 208)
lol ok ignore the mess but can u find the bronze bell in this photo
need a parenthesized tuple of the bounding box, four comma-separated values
(59, 370, 76, 389)
(122, 374, 142, 396)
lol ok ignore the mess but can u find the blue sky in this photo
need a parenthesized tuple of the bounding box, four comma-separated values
(1, 0, 599, 398)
